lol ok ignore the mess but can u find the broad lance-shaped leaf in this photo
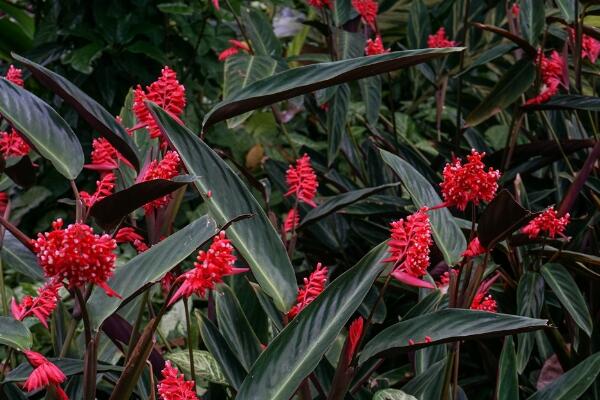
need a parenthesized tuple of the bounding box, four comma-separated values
(496, 337, 518, 400)
(360, 310, 549, 363)
(516, 271, 544, 373)
(203, 47, 464, 129)
(87, 215, 218, 330)
(327, 83, 350, 165)
(540, 263, 593, 337)
(165, 350, 228, 386)
(401, 357, 447, 399)
(524, 94, 600, 111)
(3, 358, 122, 382)
(0, 78, 83, 179)
(526, 352, 600, 400)
(12, 54, 140, 170)
(380, 149, 466, 265)
(235, 242, 388, 400)
(1, 231, 44, 280)
(148, 103, 297, 312)
(241, 8, 282, 57)
(0, 317, 32, 350)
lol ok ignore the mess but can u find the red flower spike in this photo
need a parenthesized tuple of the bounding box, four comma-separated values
(0, 128, 30, 157)
(285, 153, 319, 207)
(132, 67, 186, 139)
(84, 138, 124, 171)
(427, 27, 457, 48)
(526, 50, 565, 105)
(6, 65, 24, 87)
(351, 0, 378, 30)
(307, 0, 332, 9)
(157, 361, 199, 400)
(287, 263, 328, 319)
(22, 350, 67, 397)
(79, 173, 116, 208)
(346, 317, 364, 360)
(439, 149, 501, 211)
(283, 208, 300, 233)
(511, 2, 520, 17)
(142, 151, 181, 212)
(522, 206, 570, 239)
(471, 274, 499, 313)
(218, 40, 251, 62)
(169, 231, 247, 305)
(32, 219, 120, 297)
(115, 227, 149, 253)
(11, 278, 62, 328)
(463, 237, 486, 258)
(365, 35, 389, 56)
(569, 28, 600, 64)
(384, 208, 432, 282)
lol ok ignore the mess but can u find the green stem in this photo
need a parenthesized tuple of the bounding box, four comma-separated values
(59, 319, 78, 358)
(183, 297, 197, 392)
(126, 291, 150, 362)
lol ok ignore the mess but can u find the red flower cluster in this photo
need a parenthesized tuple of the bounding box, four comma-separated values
(427, 27, 457, 48)
(169, 231, 246, 305)
(85, 138, 121, 171)
(462, 237, 486, 258)
(526, 50, 564, 105)
(568, 28, 600, 63)
(22, 350, 68, 399)
(5, 65, 24, 86)
(133, 67, 186, 139)
(115, 227, 149, 253)
(284, 208, 300, 233)
(79, 173, 116, 208)
(307, 0, 332, 9)
(287, 263, 328, 319)
(365, 35, 389, 56)
(0, 128, 30, 157)
(218, 39, 251, 61)
(384, 209, 433, 287)
(32, 219, 119, 297)
(522, 206, 570, 239)
(285, 153, 319, 207)
(352, 0, 378, 30)
(11, 278, 62, 328)
(142, 151, 181, 212)
(440, 149, 500, 211)
(471, 292, 497, 312)
(157, 361, 198, 400)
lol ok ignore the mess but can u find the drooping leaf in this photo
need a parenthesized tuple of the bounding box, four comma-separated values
(203, 48, 464, 129)
(516, 271, 544, 373)
(471, 23, 537, 57)
(149, 103, 298, 312)
(360, 310, 549, 363)
(0, 317, 32, 351)
(87, 215, 218, 330)
(373, 389, 418, 400)
(519, 0, 545, 46)
(235, 242, 388, 400)
(165, 350, 228, 385)
(241, 8, 282, 57)
(380, 149, 466, 265)
(3, 358, 122, 382)
(496, 337, 518, 400)
(526, 352, 600, 400)
(465, 58, 535, 127)
(540, 263, 593, 337)
(327, 83, 350, 165)
(12, 54, 140, 171)
(1, 231, 44, 280)
(524, 94, 600, 111)
(89, 175, 195, 229)
(0, 78, 83, 179)
(360, 75, 382, 125)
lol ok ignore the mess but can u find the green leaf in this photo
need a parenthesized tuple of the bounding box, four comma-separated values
(12, 54, 140, 171)
(556, 0, 575, 22)
(0, 317, 32, 350)
(516, 271, 544, 373)
(360, 75, 382, 125)
(215, 284, 263, 370)
(235, 242, 388, 400)
(540, 263, 593, 337)
(520, 0, 545, 45)
(334, 28, 364, 60)
(1, 231, 44, 280)
(301, 183, 399, 227)
(241, 8, 281, 57)
(360, 310, 549, 363)
(197, 312, 246, 389)
(407, 0, 431, 49)
(87, 215, 218, 330)
(373, 389, 418, 400)
(496, 337, 518, 400)
(0, 78, 83, 179)
(327, 83, 350, 165)
(0, 2, 34, 39)
(3, 358, 121, 382)
(61, 42, 105, 74)
(157, 2, 194, 14)
(524, 95, 600, 111)
(149, 103, 297, 312)
(380, 149, 466, 265)
(465, 58, 535, 127)
(526, 352, 600, 400)
(332, 0, 354, 26)
(401, 358, 447, 400)
(203, 48, 464, 129)
(165, 350, 228, 385)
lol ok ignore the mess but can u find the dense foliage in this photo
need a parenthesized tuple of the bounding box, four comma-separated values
(0, 0, 599, 399)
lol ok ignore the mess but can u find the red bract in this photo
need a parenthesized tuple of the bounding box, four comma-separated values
(522, 206, 570, 239)
(284, 208, 300, 233)
(79, 173, 116, 208)
(142, 151, 181, 212)
(32, 219, 120, 298)
(169, 231, 246, 305)
(212, 0, 220, 10)
(569, 28, 600, 63)
(5, 65, 24, 86)
(218, 40, 251, 61)
(511, 2, 520, 17)
(22, 350, 68, 399)
(307, 0, 332, 9)
(463, 237, 486, 258)
(285, 153, 319, 207)
(11, 278, 62, 328)
(0, 128, 30, 157)
(0, 192, 7, 214)
(439, 149, 500, 211)
(427, 27, 457, 48)
(526, 50, 565, 105)
(471, 274, 499, 312)
(287, 263, 328, 319)
(351, 0, 378, 30)
(157, 361, 198, 400)
(365, 35, 389, 55)
(133, 67, 186, 139)
(115, 227, 149, 253)
(384, 208, 432, 281)
(346, 317, 364, 360)
(85, 138, 120, 171)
